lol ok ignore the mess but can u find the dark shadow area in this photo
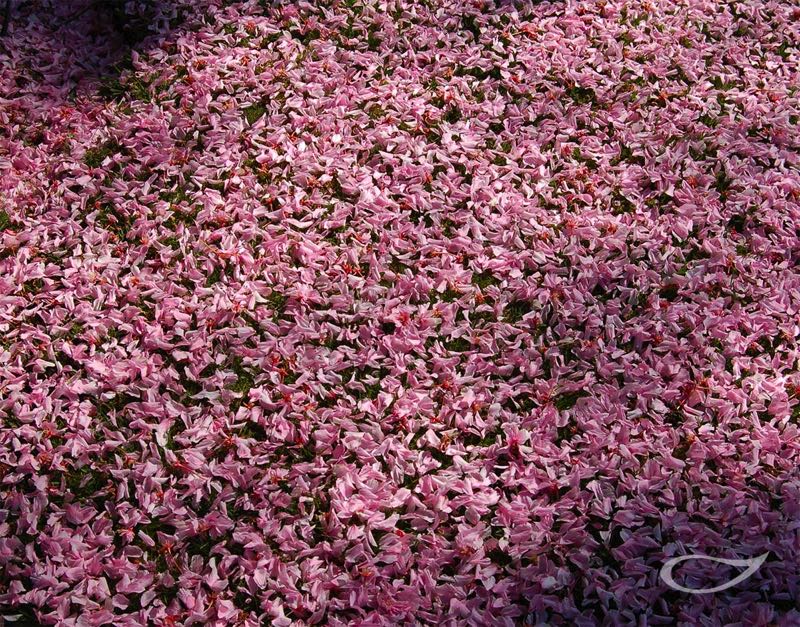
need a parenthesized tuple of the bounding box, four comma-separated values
(509, 463, 800, 623)
(0, 605, 44, 627)
(0, 0, 207, 108)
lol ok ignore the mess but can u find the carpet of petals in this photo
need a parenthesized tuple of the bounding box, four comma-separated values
(1, 0, 800, 624)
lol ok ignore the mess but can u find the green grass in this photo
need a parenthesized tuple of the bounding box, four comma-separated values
(206, 266, 222, 286)
(553, 390, 590, 411)
(444, 337, 471, 352)
(229, 357, 256, 396)
(566, 85, 595, 105)
(84, 140, 122, 168)
(266, 291, 287, 314)
(504, 300, 533, 323)
(243, 102, 268, 124)
(472, 271, 500, 289)
(0, 210, 12, 231)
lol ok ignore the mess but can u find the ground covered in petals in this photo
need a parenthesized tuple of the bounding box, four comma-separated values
(1, 0, 800, 624)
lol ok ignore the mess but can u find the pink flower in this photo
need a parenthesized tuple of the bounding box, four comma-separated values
(0, 0, 798, 623)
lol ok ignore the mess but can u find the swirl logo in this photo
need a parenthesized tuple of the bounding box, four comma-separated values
(659, 552, 769, 594)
